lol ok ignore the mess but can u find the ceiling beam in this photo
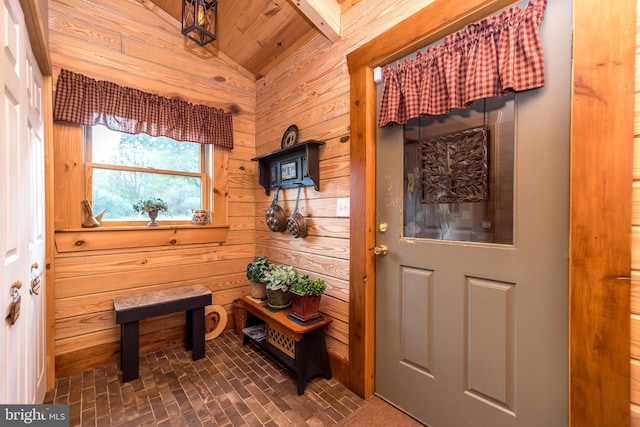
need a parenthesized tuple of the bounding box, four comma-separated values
(290, 0, 341, 42)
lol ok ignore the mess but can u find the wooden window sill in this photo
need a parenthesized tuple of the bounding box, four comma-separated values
(54, 225, 229, 253)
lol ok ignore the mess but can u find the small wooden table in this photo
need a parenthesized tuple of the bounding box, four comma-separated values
(241, 295, 332, 395)
(114, 285, 212, 382)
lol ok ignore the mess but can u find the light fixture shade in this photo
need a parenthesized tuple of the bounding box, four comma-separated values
(182, 0, 218, 46)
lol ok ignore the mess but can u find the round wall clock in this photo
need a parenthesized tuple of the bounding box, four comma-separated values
(281, 125, 298, 148)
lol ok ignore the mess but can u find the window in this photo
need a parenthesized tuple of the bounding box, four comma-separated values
(86, 125, 211, 224)
(403, 95, 515, 244)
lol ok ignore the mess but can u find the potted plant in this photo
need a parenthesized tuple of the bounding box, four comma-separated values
(290, 275, 326, 322)
(132, 197, 169, 227)
(264, 265, 298, 309)
(246, 256, 272, 300)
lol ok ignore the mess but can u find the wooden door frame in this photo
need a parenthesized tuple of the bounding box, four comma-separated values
(346, 1, 633, 425)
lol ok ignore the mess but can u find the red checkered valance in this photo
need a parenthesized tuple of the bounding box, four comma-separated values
(53, 69, 234, 149)
(378, 0, 547, 127)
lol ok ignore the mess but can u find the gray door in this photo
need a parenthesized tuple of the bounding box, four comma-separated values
(374, 1, 571, 425)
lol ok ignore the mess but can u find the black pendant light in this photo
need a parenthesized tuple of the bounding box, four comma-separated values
(182, 0, 218, 46)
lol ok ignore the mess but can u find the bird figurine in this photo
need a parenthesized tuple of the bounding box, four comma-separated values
(81, 199, 106, 227)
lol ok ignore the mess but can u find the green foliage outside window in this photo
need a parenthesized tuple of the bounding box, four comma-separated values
(89, 126, 204, 221)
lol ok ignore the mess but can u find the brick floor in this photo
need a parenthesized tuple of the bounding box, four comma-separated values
(44, 331, 366, 426)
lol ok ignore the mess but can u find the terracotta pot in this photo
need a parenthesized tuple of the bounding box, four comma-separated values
(266, 288, 290, 310)
(290, 292, 322, 322)
(249, 281, 267, 300)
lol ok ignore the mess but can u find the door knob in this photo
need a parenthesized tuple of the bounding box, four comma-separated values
(372, 245, 388, 256)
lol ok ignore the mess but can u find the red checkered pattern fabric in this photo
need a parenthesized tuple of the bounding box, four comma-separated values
(53, 69, 234, 149)
(379, 0, 546, 127)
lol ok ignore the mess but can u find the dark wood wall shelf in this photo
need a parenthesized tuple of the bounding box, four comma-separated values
(252, 140, 325, 195)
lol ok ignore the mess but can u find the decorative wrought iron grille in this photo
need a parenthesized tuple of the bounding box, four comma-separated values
(419, 127, 488, 204)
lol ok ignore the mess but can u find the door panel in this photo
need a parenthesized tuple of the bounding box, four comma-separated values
(26, 46, 46, 404)
(2, 0, 26, 405)
(375, 1, 571, 425)
(400, 267, 434, 374)
(466, 277, 515, 411)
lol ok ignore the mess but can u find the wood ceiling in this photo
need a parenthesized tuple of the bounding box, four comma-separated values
(148, 0, 357, 80)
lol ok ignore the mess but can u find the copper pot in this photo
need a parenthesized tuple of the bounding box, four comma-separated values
(265, 187, 286, 232)
(287, 186, 308, 238)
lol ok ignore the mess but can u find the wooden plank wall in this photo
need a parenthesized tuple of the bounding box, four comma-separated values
(254, 0, 431, 379)
(48, 0, 257, 378)
(633, 3, 640, 424)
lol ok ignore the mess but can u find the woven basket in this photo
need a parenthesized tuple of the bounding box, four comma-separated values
(232, 299, 245, 334)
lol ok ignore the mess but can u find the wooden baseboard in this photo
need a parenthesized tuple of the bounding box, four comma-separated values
(328, 352, 351, 393)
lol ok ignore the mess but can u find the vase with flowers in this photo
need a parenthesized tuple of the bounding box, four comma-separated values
(132, 197, 170, 227)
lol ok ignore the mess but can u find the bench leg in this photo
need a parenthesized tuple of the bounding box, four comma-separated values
(294, 328, 332, 395)
(120, 321, 139, 382)
(186, 307, 205, 360)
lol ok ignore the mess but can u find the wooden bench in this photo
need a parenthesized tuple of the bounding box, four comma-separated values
(241, 295, 332, 395)
(113, 284, 212, 382)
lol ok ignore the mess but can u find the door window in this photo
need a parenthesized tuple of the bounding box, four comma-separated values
(403, 95, 514, 244)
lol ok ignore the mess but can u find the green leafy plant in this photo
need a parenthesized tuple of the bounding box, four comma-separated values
(290, 275, 326, 296)
(264, 265, 298, 292)
(132, 197, 169, 215)
(246, 256, 272, 283)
